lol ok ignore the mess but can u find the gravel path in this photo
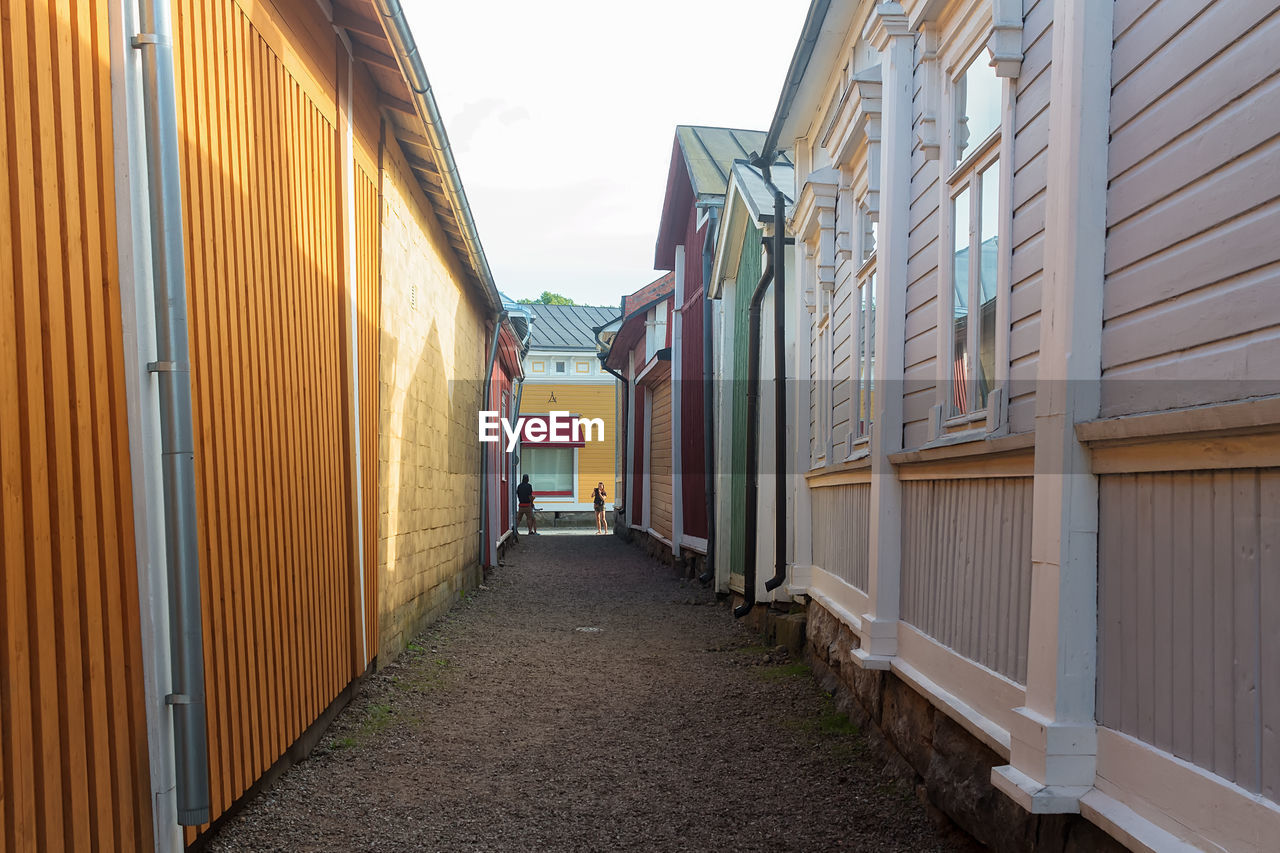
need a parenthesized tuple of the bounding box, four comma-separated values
(206, 532, 979, 852)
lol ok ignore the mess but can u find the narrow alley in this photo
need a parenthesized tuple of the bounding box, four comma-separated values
(205, 534, 973, 852)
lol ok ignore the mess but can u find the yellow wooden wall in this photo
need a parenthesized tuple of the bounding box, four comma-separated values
(173, 0, 377, 834)
(521, 382, 617, 504)
(354, 154, 380, 663)
(0, 1, 155, 850)
(649, 375, 674, 539)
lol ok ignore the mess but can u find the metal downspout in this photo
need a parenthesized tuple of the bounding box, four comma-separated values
(480, 312, 507, 568)
(599, 358, 629, 530)
(764, 188, 789, 592)
(733, 239, 776, 619)
(374, 0, 501, 312)
(699, 207, 720, 585)
(134, 0, 209, 825)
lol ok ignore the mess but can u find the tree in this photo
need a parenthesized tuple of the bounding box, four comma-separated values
(517, 291, 575, 305)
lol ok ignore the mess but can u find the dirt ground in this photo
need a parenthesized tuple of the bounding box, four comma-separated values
(205, 531, 980, 852)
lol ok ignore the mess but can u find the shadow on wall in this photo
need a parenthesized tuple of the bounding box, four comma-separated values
(374, 137, 487, 665)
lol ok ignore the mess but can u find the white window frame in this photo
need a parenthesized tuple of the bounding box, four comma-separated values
(851, 200, 877, 447)
(935, 29, 1014, 438)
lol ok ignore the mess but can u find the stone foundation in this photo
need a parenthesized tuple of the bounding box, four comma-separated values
(617, 524, 707, 579)
(805, 599, 1128, 853)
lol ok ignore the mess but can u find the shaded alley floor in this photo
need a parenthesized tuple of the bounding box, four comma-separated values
(207, 532, 979, 852)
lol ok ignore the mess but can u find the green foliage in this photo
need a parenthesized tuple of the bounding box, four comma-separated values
(517, 290, 575, 305)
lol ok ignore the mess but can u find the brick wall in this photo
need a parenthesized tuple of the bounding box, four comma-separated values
(377, 137, 487, 663)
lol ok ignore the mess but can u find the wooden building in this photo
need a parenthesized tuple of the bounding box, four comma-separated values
(1, 0, 506, 849)
(708, 160, 795, 599)
(600, 275, 681, 557)
(764, 0, 1280, 850)
(515, 303, 620, 515)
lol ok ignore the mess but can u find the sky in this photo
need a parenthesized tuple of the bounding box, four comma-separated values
(402, 0, 809, 309)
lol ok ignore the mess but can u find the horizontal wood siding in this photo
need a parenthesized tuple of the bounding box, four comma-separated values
(1008, 0, 1051, 435)
(811, 484, 871, 592)
(1097, 469, 1280, 800)
(1102, 0, 1280, 416)
(904, 42, 939, 449)
(174, 0, 361, 833)
(0, 1, 154, 848)
(900, 478, 1033, 683)
(650, 375, 674, 541)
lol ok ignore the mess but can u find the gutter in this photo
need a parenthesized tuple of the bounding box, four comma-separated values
(134, 0, 210, 825)
(374, 0, 502, 313)
(762, 0, 833, 161)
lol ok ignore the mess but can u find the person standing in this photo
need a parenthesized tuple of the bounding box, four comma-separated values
(592, 482, 608, 534)
(516, 474, 537, 535)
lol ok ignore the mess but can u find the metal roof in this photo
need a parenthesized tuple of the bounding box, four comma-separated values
(730, 160, 797, 224)
(674, 126, 794, 201)
(525, 303, 620, 351)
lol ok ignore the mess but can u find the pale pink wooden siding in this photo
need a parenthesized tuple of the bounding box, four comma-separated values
(831, 260, 855, 454)
(899, 477, 1033, 683)
(1101, 1, 1280, 416)
(811, 483, 871, 591)
(902, 44, 941, 449)
(1006, 0, 1051, 434)
(1097, 469, 1280, 800)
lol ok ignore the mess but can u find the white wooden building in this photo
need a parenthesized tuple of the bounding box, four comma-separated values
(766, 1, 1280, 850)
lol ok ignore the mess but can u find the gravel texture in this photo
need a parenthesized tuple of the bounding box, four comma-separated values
(205, 531, 980, 852)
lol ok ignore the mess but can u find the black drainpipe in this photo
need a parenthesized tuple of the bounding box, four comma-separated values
(699, 206, 720, 586)
(600, 355, 628, 530)
(733, 237, 775, 618)
(764, 187, 788, 592)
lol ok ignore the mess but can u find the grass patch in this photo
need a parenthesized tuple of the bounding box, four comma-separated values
(758, 662, 812, 681)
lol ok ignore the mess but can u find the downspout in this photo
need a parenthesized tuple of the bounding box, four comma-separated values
(699, 206, 720, 585)
(479, 312, 506, 568)
(509, 314, 533, 526)
(764, 187, 789, 592)
(733, 239, 775, 619)
(600, 357, 629, 531)
(375, 0, 501, 312)
(134, 0, 209, 824)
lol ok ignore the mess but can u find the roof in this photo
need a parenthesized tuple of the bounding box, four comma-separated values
(622, 272, 675, 317)
(525, 303, 620, 351)
(333, 1, 500, 311)
(601, 275, 677, 372)
(730, 160, 796, 224)
(654, 126, 794, 270)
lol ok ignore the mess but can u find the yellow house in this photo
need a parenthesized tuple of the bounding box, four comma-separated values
(518, 304, 620, 512)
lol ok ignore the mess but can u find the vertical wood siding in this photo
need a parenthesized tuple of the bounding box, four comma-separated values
(173, 0, 360, 832)
(355, 163, 380, 664)
(900, 478, 1033, 683)
(649, 375, 674, 540)
(1097, 469, 1280, 800)
(1102, 0, 1280, 416)
(0, 2, 155, 849)
(732, 227, 761, 574)
(811, 484, 871, 591)
(1007, 0, 1051, 434)
(679, 209, 707, 538)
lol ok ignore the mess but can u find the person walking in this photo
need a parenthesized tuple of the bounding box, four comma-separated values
(516, 474, 537, 535)
(592, 482, 608, 534)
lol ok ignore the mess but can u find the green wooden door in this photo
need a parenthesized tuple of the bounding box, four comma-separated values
(729, 221, 761, 583)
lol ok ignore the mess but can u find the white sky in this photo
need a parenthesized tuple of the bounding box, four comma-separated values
(403, 0, 809, 308)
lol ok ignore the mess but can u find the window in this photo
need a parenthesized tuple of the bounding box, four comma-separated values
(555, 360, 566, 374)
(853, 205, 877, 442)
(522, 446, 574, 495)
(947, 51, 1002, 418)
(645, 303, 668, 357)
